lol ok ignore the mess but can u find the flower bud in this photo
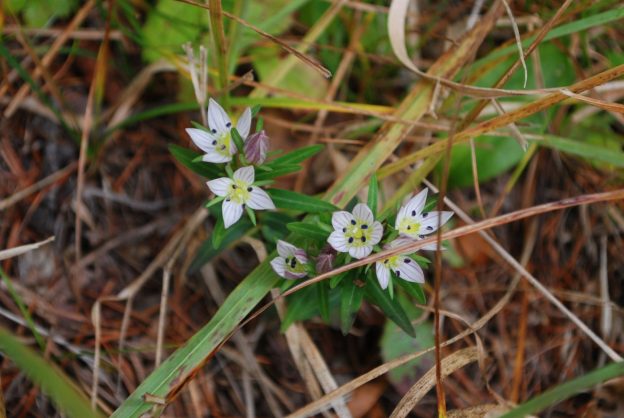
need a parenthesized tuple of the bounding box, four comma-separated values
(244, 130, 269, 165)
(315, 245, 336, 274)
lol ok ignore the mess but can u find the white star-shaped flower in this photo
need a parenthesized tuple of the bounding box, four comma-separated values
(375, 239, 425, 289)
(327, 203, 383, 259)
(185, 98, 252, 163)
(395, 188, 453, 250)
(270, 240, 308, 279)
(207, 166, 275, 228)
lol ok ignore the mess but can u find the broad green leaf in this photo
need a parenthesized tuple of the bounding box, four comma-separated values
(446, 135, 524, 188)
(286, 222, 330, 242)
(501, 362, 624, 418)
(532, 134, 624, 169)
(339, 280, 364, 335)
(367, 174, 379, 218)
(267, 189, 338, 213)
(169, 144, 224, 179)
(364, 277, 415, 337)
(142, 0, 206, 63)
(0, 327, 105, 418)
(260, 211, 295, 244)
(268, 144, 324, 166)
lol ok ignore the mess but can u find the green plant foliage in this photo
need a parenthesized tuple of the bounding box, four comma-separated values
(5, 0, 79, 27)
(169, 144, 225, 179)
(339, 279, 364, 335)
(364, 276, 415, 337)
(286, 222, 330, 242)
(267, 189, 338, 213)
(142, 0, 207, 63)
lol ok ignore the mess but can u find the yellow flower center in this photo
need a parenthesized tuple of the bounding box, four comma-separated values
(284, 256, 306, 274)
(227, 179, 252, 205)
(214, 131, 232, 158)
(398, 217, 420, 237)
(382, 255, 400, 269)
(343, 220, 373, 248)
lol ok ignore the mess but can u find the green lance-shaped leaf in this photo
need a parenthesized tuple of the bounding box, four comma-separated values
(367, 173, 379, 218)
(0, 327, 106, 418)
(267, 189, 338, 213)
(340, 279, 364, 335)
(286, 222, 330, 242)
(364, 275, 416, 337)
(169, 144, 224, 179)
(254, 164, 301, 182)
(113, 10, 500, 416)
(267, 144, 324, 166)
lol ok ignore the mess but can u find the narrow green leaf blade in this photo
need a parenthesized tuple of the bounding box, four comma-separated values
(267, 189, 338, 213)
(501, 362, 624, 418)
(367, 173, 379, 217)
(286, 222, 330, 241)
(340, 280, 364, 335)
(254, 164, 301, 181)
(0, 327, 106, 418)
(268, 144, 324, 166)
(169, 144, 224, 179)
(365, 278, 415, 337)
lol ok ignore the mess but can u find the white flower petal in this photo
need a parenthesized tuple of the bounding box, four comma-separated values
(270, 257, 287, 278)
(421, 241, 444, 251)
(294, 249, 308, 264)
(395, 205, 408, 230)
(233, 166, 255, 185)
(284, 270, 307, 280)
(186, 128, 216, 153)
(276, 240, 297, 258)
(370, 221, 384, 245)
(208, 98, 231, 133)
(206, 177, 232, 197)
(418, 211, 454, 235)
(404, 188, 428, 219)
(331, 211, 354, 230)
(202, 151, 232, 163)
(349, 245, 372, 259)
(328, 231, 348, 252)
(394, 258, 425, 283)
(236, 107, 252, 139)
(376, 262, 391, 289)
(222, 199, 244, 228)
(352, 203, 374, 224)
(247, 187, 275, 210)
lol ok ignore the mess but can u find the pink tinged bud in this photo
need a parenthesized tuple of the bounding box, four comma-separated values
(244, 130, 269, 165)
(316, 246, 336, 274)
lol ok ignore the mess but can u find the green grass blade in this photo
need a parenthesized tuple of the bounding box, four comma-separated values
(0, 327, 106, 418)
(501, 362, 624, 418)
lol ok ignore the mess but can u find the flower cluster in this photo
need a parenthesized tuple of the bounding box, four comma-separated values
(186, 98, 274, 228)
(270, 188, 453, 290)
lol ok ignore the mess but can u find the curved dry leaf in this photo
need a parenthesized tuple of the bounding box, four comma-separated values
(560, 88, 624, 114)
(389, 347, 480, 418)
(388, 0, 555, 98)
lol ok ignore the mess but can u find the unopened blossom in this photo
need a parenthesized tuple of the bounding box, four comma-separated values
(207, 166, 275, 228)
(315, 246, 336, 274)
(186, 98, 252, 163)
(328, 203, 383, 259)
(244, 130, 269, 165)
(395, 188, 453, 250)
(270, 240, 308, 279)
(375, 240, 425, 289)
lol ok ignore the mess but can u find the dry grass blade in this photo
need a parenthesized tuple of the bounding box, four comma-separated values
(560, 88, 624, 114)
(390, 347, 480, 418)
(0, 237, 54, 261)
(175, 0, 331, 78)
